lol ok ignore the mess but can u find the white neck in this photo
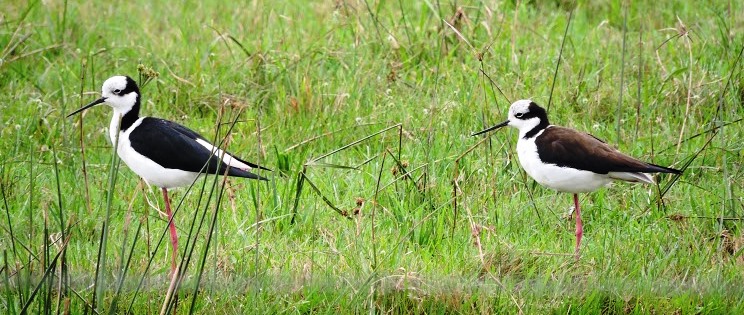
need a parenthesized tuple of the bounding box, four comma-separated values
(108, 110, 126, 145)
(515, 117, 543, 139)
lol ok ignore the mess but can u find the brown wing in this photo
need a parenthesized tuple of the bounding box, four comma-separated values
(535, 126, 680, 174)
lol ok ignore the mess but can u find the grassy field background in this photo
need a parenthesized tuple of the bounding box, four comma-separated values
(1, 0, 743, 313)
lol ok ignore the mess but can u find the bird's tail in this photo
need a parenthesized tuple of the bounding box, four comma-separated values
(608, 172, 655, 184)
(227, 167, 269, 181)
(609, 162, 681, 184)
(644, 163, 682, 175)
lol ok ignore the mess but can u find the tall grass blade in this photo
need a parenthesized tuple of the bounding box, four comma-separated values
(92, 115, 122, 312)
(109, 221, 141, 314)
(50, 144, 69, 314)
(1, 166, 19, 268)
(290, 168, 306, 224)
(19, 235, 71, 315)
(368, 151, 387, 313)
(634, 29, 643, 142)
(76, 59, 92, 214)
(615, 1, 628, 145)
(301, 174, 350, 218)
(310, 124, 402, 163)
(3, 249, 16, 315)
(42, 195, 52, 315)
(547, 7, 573, 113)
(185, 168, 225, 314)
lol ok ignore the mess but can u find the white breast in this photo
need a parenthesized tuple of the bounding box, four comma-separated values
(515, 129, 612, 194)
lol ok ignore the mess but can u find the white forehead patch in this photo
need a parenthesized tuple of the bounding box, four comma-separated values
(101, 75, 128, 93)
(510, 99, 532, 115)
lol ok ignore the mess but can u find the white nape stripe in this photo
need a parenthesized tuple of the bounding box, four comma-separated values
(195, 138, 252, 170)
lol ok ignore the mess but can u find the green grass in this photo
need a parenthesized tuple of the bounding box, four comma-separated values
(1, 0, 743, 313)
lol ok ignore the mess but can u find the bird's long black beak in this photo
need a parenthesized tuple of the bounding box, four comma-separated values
(471, 120, 509, 137)
(67, 97, 107, 117)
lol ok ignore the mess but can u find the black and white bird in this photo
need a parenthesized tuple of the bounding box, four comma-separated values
(68, 75, 269, 274)
(473, 99, 681, 259)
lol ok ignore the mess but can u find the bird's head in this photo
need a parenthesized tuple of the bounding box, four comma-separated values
(67, 75, 141, 117)
(471, 99, 549, 137)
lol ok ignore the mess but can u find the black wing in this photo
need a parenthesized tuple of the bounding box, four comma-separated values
(167, 122, 271, 172)
(535, 126, 681, 175)
(128, 117, 268, 180)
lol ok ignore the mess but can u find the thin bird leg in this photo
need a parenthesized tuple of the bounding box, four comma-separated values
(573, 193, 583, 260)
(162, 188, 178, 274)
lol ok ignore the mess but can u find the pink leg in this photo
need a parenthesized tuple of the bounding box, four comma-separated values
(573, 193, 583, 260)
(162, 188, 178, 274)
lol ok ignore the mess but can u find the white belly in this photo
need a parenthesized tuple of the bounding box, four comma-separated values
(516, 135, 611, 194)
(111, 118, 200, 189)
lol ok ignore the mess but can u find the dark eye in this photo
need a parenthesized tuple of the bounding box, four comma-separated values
(113, 89, 121, 94)
(515, 112, 524, 118)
